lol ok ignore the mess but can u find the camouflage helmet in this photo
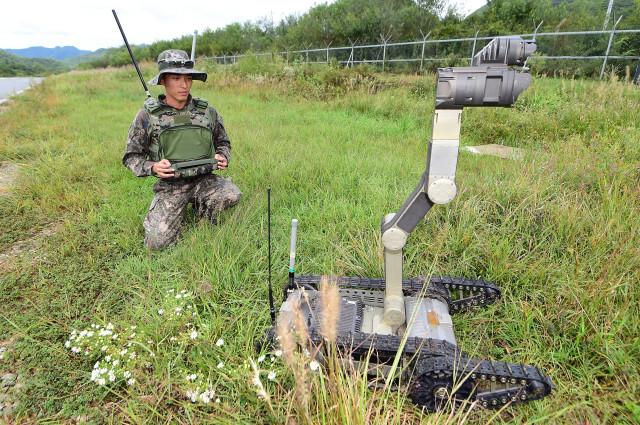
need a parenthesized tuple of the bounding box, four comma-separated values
(148, 49, 207, 85)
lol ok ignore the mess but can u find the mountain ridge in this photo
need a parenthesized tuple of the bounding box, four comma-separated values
(3, 46, 93, 61)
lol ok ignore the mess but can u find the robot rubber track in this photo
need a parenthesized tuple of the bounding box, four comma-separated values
(289, 275, 553, 411)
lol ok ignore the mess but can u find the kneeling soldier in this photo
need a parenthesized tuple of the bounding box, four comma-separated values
(123, 49, 241, 250)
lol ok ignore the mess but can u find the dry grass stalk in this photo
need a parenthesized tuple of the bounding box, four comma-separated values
(319, 275, 340, 343)
(276, 312, 296, 368)
(276, 295, 312, 423)
(292, 298, 309, 345)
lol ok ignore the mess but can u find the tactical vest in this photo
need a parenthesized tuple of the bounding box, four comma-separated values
(144, 96, 217, 178)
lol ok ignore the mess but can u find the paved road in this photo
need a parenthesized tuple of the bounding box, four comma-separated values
(0, 77, 44, 103)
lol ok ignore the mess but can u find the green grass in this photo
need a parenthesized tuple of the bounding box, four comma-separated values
(0, 64, 638, 423)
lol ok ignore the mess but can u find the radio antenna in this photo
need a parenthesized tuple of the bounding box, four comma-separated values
(112, 10, 151, 98)
(267, 188, 275, 324)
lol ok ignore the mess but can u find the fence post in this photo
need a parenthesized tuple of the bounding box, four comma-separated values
(419, 30, 431, 72)
(223, 54, 226, 65)
(600, 15, 623, 79)
(469, 30, 480, 64)
(326, 42, 332, 64)
(603, 0, 615, 31)
(347, 38, 356, 68)
(382, 38, 387, 72)
(380, 33, 391, 72)
(350, 44, 354, 68)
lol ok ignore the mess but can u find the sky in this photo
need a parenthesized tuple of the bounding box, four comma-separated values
(1, 0, 487, 51)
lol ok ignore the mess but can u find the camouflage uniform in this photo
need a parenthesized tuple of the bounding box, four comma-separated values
(123, 94, 241, 250)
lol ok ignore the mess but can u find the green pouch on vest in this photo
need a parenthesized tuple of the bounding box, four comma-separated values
(159, 125, 214, 161)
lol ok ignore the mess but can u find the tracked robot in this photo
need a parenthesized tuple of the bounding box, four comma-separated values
(270, 37, 553, 411)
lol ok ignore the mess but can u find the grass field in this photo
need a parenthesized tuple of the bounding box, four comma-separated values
(0, 62, 638, 423)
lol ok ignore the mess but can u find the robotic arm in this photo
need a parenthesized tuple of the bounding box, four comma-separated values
(381, 37, 537, 328)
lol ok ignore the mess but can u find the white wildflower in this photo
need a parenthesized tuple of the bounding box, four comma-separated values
(217, 362, 224, 369)
(101, 345, 108, 352)
(71, 347, 81, 354)
(200, 390, 212, 404)
(96, 378, 106, 386)
(174, 307, 183, 314)
(98, 329, 112, 337)
(94, 361, 100, 369)
(129, 352, 137, 359)
(267, 371, 276, 381)
(127, 378, 136, 386)
(189, 330, 198, 340)
(106, 323, 114, 330)
(130, 326, 137, 330)
(257, 355, 266, 363)
(112, 359, 120, 366)
(105, 355, 111, 362)
(108, 370, 116, 382)
(158, 309, 164, 315)
(274, 349, 282, 357)
(64, 340, 71, 348)
(87, 331, 94, 337)
(129, 333, 136, 339)
(215, 338, 224, 347)
(215, 398, 220, 403)
(170, 337, 177, 342)
(80, 330, 88, 337)
(186, 373, 198, 382)
(123, 371, 131, 379)
(120, 348, 128, 356)
(186, 390, 198, 403)
(309, 360, 320, 372)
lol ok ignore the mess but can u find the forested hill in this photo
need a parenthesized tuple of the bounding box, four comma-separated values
(0, 50, 69, 77)
(4, 46, 92, 61)
(83, 0, 640, 69)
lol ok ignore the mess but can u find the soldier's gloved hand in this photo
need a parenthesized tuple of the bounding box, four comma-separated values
(152, 159, 175, 178)
(215, 154, 228, 170)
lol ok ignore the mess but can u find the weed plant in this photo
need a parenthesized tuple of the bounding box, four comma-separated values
(0, 62, 638, 423)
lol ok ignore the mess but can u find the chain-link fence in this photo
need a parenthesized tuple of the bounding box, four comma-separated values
(201, 24, 640, 80)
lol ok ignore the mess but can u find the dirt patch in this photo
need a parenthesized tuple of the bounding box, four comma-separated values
(0, 162, 20, 196)
(0, 222, 62, 270)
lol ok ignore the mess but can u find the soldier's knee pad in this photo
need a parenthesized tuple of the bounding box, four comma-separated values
(227, 188, 242, 207)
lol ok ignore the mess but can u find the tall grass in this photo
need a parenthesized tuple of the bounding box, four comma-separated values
(0, 62, 638, 423)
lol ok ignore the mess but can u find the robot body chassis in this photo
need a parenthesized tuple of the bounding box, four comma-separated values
(270, 37, 554, 411)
